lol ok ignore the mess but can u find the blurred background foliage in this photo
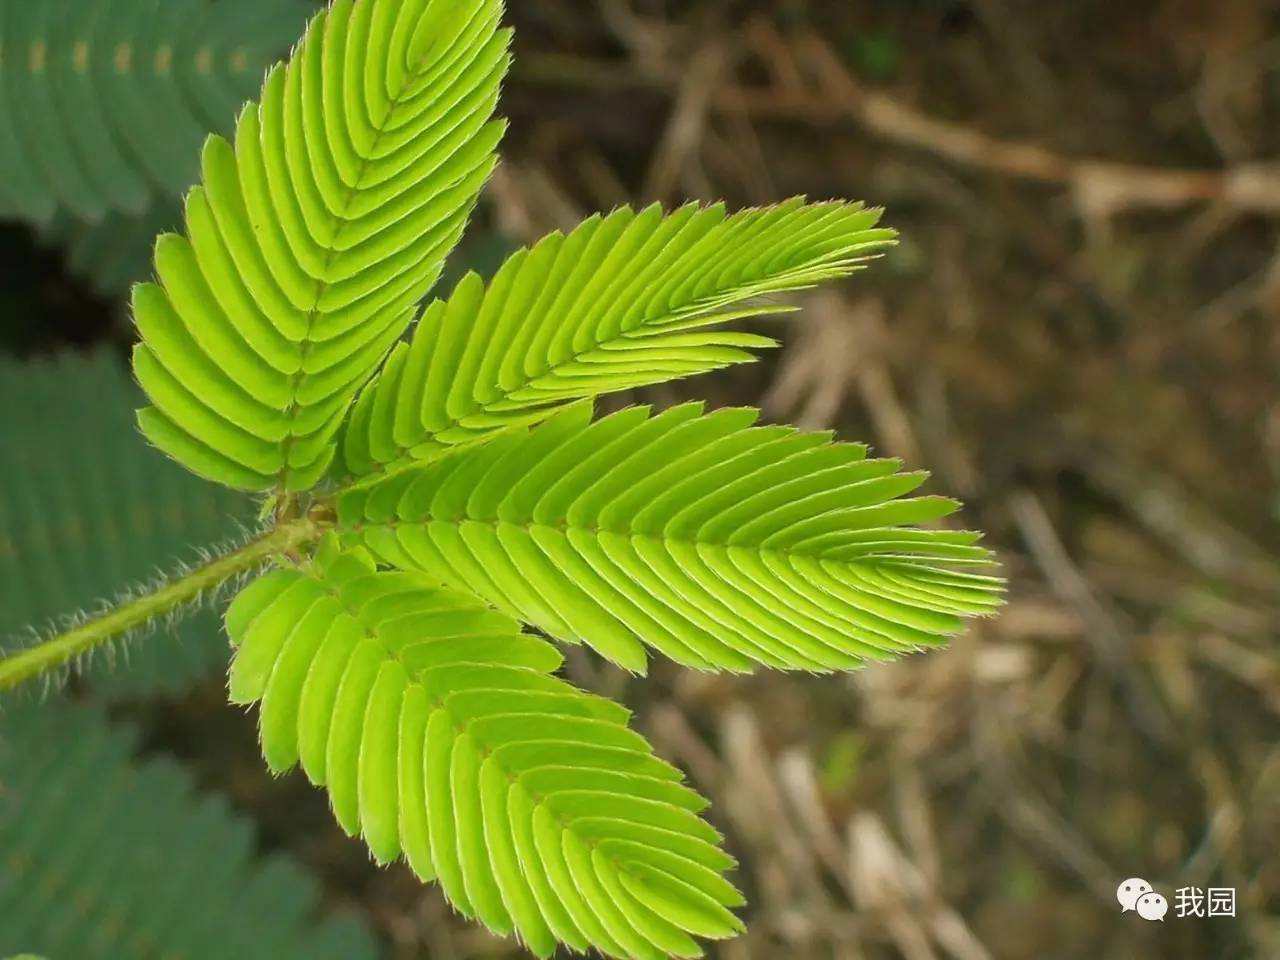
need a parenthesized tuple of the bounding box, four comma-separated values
(0, 700, 378, 959)
(1, 0, 1279, 958)
(0, 351, 252, 698)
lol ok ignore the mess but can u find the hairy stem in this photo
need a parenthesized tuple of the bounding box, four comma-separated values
(0, 520, 319, 693)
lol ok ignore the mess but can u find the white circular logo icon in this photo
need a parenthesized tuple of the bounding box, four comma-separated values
(1117, 877, 1152, 912)
(1136, 892, 1168, 921)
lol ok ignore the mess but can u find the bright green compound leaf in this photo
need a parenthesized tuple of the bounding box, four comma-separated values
(40, 204, 519, 302)
(336, 198, 895, 479)
(130, 0, 512, 492)
(226, 543, 741, 959)
(338, 402, 1003, 675)
(0, 1, 1007, 957)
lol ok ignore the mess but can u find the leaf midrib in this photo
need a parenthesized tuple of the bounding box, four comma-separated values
(275, 33, 452, 494)
(303, 570, 692, 900)
(339, 513, 959, 564)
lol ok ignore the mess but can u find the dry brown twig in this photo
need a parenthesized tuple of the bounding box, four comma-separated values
(764, 293, 922, 464)
(792, 32, 1280, 221)
(518, 24, 1280, 220)
(970, 703, 1120, 900)
(1008, 488, 1175, 745)
(1084, 458, 1280, 597)
(643, 36, 731, 200)
(847, 814, 994, 960)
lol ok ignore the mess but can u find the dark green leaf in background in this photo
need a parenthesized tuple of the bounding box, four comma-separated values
(0, 350, 254, 697)
(0, 0, 311, 223)
(0, 700, 379, 959)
